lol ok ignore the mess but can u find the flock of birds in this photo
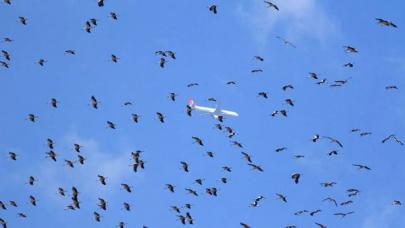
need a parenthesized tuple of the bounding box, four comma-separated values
(0, 0, 404, 228)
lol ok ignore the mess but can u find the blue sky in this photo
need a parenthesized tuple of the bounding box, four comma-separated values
(0, 0, 404, 227)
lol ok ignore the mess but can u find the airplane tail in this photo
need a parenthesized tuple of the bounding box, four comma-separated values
(188, 98, 196, 108)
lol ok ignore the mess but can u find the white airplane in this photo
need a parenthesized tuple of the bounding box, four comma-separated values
(188, 98, 239, 120)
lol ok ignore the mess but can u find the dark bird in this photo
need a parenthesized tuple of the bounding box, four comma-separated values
(156, 112, 165, 123)
(241, 152, 253, 163)
(344, 46, 358, 53)
(220, 177, 228, 183)
(386, 85, 398, 90)
(165, 51, 176, 59)
(3, 0, 11, 5)
(37, 59, 46, 66)
(65, 159, 74, 168)
(18, 16, 27, 25)
(276, 36, 296, 48)
(159, 58, 166, 68)
(64, 50, 76, 55)
(186, 105, 192, 117)
(166, 184, 175, 193)
(309, 72, 319, 80)
(121, 183, 132, 193)
(276, 193, 287, 202)
(334, 211, 354, 217)
(29, 195, 37, 206)
(74, 144, 82, 153)
(194, 178, 203, 185)
(0, 201, 6, 210)
(111, 54, 119, 63)
(324, 136, 343, 148)
(98, 175, 107, 185)
(321, 182, 337, 187)
(258, 92, 269, 99)
(8, 152, 17, 161)
(0, 61, 9, 68)
(344, 62, 354, 68)
(185, 188, 198, 196)
(240, 223, 251, 228)
(251, 69, 263, 73)
(9, 201, 17, 207)
(226, 81, 236, 85)
(97, 0, 104, 7)
(312, 134, 320, 142)
(209, 5, 217, 14)
(1, 50, 10, 61)
(50, 98, 58, 108)
(171, 206, 181, 213)
(264, 1, 279, 10)
(323, 197, 338, 207)
(47, 138, 54, 149)
(169, 92, 177, 101)
(376, 18, 397, 28)
(90, 96, 99, 109)
(254, 56, 264, 61)
(110, 12, 118, 20)
(77, 155, 85, 164)
(178, 215, 186, 225)
(27, 114, 37, 122)
(46, 150, 57, 161)
(231, 141, 243, 148)
(3, 37, 12, 42)
(180, 161, 189, 172)
(248, 163, 263, 172)
(275, 147, 287, 152)
(393, 200, 402, 206)
(94, 212, 101, 222)
(58, 187, 65, 196)
(285, 98, 294, 106)
(316, 78, 327, 85)
(192, 136, 204, 146)
(352, 164, 371, 170)
(340, 200, 353, 206)
(282, 85, 294, 91)
(106, 121, 116, 129)
(328, 150, 338, 156)
(315, 223, 327, 228)
(98, 198, 107, 210)
(382, 134, 403, 145)
(310, 209, 321, 216)
(222, 166, 232, 172)
(131, 113, 140, 123)
(28, 176, 37, 185)
(291, 173, 301, 184)
(17, 213, 27, 218)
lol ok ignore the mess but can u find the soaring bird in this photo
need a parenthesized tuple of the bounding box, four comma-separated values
(46, 150, 57, 161)
(276, 36, 296, 48)
(131, 113, 140, 123)
(248, 163, 263, 172)
(180, 161, 189, 172)
(334, 211, 354, 217)
(254, 56, 264, 61)
(166, 184, 175, 193)
(27, 114, 37, 122)
(276, 193, 287, 202)
(106, 121, 116, 129)
(282, 85, 294, 91)
(74, 144, 82, 153)
(240, 223, 251, 228)
(18, 16, 27, 25)
(382, 134, 403, 145)
(291, 173, 301, 184)
(159, 58, 166, 68)
(50, 98, 58, 108)
(251, 69, 263, 73)
(310, 209, 321, 216)
(156, 112, 165, 123)
(323, 197, 338, 207)
(97, 0, 104, 7)
(320, 182, 337, 187)
(64, 50, 76, 55)
(28, 176, 37, 185)
(209, 5, 217, 14)
(166, 51, 176, 59)
(47, 138, 54, 149)
(37, 59, 46, 66)
(344, 46, 358, 53)
(275, 147, 287, 152)
(8, 152, 17, 160)
(90, 96, 99, 109)
(169, 92, 177, 101)
(241, 152, 253, 163)
(1, 50, 10, 61)
(29, 195, 37, 206)
(94, 212, 101, 222)
(192, 136, 204, 146)
(324, 136, 343, 148)
(110, 12, 118, 20)
(185, 188, 198, 196)
(376, 18, 397, 28)
(258, 92, 269, 99)
(264, 1, 279, 10)
(111, 54, 119, 63)
(352, 164, 371, 170)
(386, 85, 398, 90)
(121, 184, 132, 193)
(98, 175, 107, 185)
(0, 61, 9, 68)
(98, 198, 107, 210)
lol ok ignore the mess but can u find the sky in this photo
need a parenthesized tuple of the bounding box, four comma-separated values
(0, 0, 404, 227)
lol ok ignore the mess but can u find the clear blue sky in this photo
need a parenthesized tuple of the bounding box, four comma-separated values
(0, 0, 404, 227)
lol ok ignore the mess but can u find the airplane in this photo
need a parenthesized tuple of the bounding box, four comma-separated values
(187, 98, 239, 120)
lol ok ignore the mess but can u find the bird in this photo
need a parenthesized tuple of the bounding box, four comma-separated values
(9, 201, 17, 207)
(393, 200, 402, 206)
(240, 223, 251, 228)
(285, 98, 294, 106)
(241, 152, 253, 163)
(382, 134, 403, 145)
(186, 105, 192, 117)
(156, 112, 165, 123)
(28, 176, 37, 185)
(47, 138, 54, 149)
(276, 193, 287, 202)
(180, 161, 189, 172)
(98, 175, 107, 185)
(121, 184, 132, 193)
(18, 16, 27, 25)
(264, 1, 279, 10)
(106, 121, 116, 129)
(194, 179, 203, 185)
(50, 98, 58, 108)
(90, 96, 99, 109)
(386, 85, 398, 90)
(254, 56, 264, 61)
(8, 152, 17, 161)
(37, 59, 46, 66)
(328, 150, 338, 156)
(46, 150, 57, 161)
(58, 187, 66, 196)
(73, 144, 82, 153)
(27, 114, 37, 122)
(166, 184, 175, 193)
(376, 18, 397, 28)
(323, 197, 338, 207)
(209, 5, 217, 14)
(3, 0, 11, 5)
(1, 50, 10, 61)
(131, 113, 140, 123)
(192, 136, 204, 146)
(251, 69, 263, 73)
(97, 198, 107, 210)
(110, 12, 118, 20)
(226, 81, 236, 85)
(185, 188, 198, 196)
(258, 92, 269, 99)
(29, 195, 37, 206)
(0, 61, 9, 68)
(159, 58, 166, 68)
(312, 134, 320, 142)
(309, 72, 319, 80)
(340, 200, 353, 206)
(187, 83, 199, 87)
(334, 211, 355, 217)
(282, 85, 294, 91)
(344, 46, 358, 53)
(276, 36, 296, 48)
(169, 92, 177, 101)
(275, 147, 287, 152)
(291, 173, 301, 184)
(97, 0, 104, 7)
(352, 164, 371, 170)
(93, 212, 101, 222)
(111, 54, 119, 63)
(315, 222, 327, 228)
(320, 182, 337, 187)
(248, 163, 263, 172)
(310, 209, 321, 216)
(64, 50, 76, 55)
(165, 51, 176, 59)
(344, 62, 354, 68)
(324, 136, 343, 147)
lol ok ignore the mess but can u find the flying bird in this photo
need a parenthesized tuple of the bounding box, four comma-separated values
(264, 1, 279, 11)
(376, 18, 397, 28)
(209, 5, 217, 14)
